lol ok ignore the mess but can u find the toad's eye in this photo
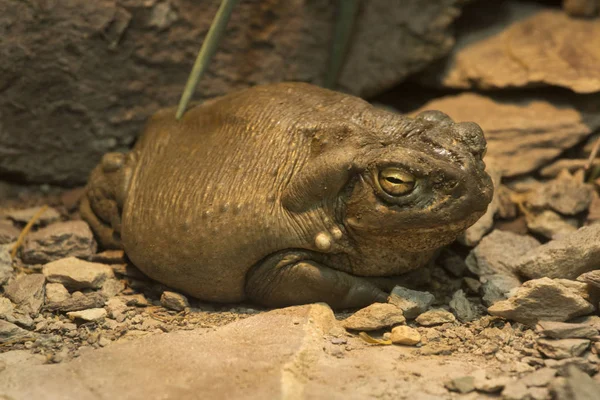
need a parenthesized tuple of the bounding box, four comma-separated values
(378, 168, 416, 196)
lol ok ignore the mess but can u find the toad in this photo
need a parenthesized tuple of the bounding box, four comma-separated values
(80, 82, 493, 309)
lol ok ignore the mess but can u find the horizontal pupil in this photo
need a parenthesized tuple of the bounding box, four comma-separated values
(385, 176, 404, 184)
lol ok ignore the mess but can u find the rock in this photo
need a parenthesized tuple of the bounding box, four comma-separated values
(0, 243, 14, 285)
(545, 358, 598, 376)
(0, 298, 33, 329)
(342, 303, 405, 331)
(466, 230, 540, 277)
(459, 166, 502, 246)
(0, 220, 19, 244)
(540, 159, 591, 179)
(4, 274, 45, 316)
(43, 257, 114, 290)
(21, 221, 97, 264)
(501, 380, 530, 400)
(415, 309, 456, 326)
(0, 320, 32, 344)
(526, 210, 578, 240)
(475, 376, 509, 393)
(45, 292, 106, 313)
(387, 286, 435, 319)
(89, 250, 126, 264)
(520, 367, 557, 387)
(514, 224, 600, 280)
(45, 283, 70, 304)
(550, 365, 600, 400)
(487, 278, 594, 325)
(481, 274, 522, 307)
(105, 298, 128, 320)
(449, 290, 478, 322)
(425, 7, 600, 93)
(463, 277, 481, 294)
(101, 279, 125, 298)
(563, 0, 598, 17)
(536, 320, 599, 339)
(526, 171, 595, 216)
(444, 376, 475, 394)
(410, 92, 594, 177)
(160, 291, 189, 312)
(438, 249, 468, 277)
(0, 0, 469, 185)
(67, 308, 107, 322)
(2, 207, 60, 226)
(537, 338, 590, 360)
(577, 270, 600, 290)
(122, 294, 151, 307)
(390, 326, 421, 346)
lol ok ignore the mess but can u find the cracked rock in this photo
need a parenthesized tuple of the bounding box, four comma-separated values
(21, 221, 97, 264)
(387, 286, 435, 319)
(43, 257, 114, 290)
(160, 291, 189, 312)
(4, 274, 45, 316)
(487, 278, 594, 325)
(514, 224, 600, 280)
(537, 338, 590, 360)
(415, 309, 456, 326)
(341, 303, 405, 331)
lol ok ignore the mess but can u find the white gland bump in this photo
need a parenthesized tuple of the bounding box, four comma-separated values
(314, 232, 332, 251)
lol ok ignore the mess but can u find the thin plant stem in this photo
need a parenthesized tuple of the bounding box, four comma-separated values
(324, 0, 360, 89)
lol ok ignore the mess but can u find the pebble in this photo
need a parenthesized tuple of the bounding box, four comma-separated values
(21, 221, 97, 264)
(43, 257, 114, 290)
(487, 278, 594, 325)
(2, 206, 60, 226)
(390, 326, 421, 345)
(160, 291, 189, 312)
(4, 274, 45, 316)
(387, 286, 434, 319)
(526, 210, 578, 240)
(415, 309, 456, 326)
(514, 224, 600, 280)
(536, 320, 599, 339)
(341, 303, 405, 331)
(536, 338, 590, 360)
(67, 308, 107, 322)
(449, 289, 478, 322)
(444, 376, 475, 394)
(45, 291, 106, 313)
(89, 250, 126, 264)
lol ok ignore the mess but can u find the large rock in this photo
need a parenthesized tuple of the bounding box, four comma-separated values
(411, 93, 594, 177)
(514, 224, 600, 280)
(0, 0, 467, 185)
(21, 221, 97, 264)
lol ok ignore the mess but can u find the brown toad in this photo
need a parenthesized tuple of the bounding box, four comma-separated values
(81, 82, 493, 309)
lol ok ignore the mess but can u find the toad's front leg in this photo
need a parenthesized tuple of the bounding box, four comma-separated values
(245, 251, 388, 309)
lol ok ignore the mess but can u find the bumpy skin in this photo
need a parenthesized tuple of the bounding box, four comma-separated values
(81, 82, 493, 309)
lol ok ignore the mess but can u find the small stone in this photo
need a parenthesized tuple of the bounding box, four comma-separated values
(0, 320, 32, 344)
(45, 291, 106, 313)
(67, 308, 107, 322)
(4, 274, 45, 316)
(387, 286, 435, 319)
(415, 309, 456, 326)
(101, 279, 125, 298)
(43, 257, 114, 290)
(526, 172, 595, 215)
(576, 270, 600, 290)
(519, 367, 557, 387)
(488, 278, 594, 326)
(516, 225, 600, 280)
(89, 250, 126, 264)
(45, 283, 70, 303)
(466, 230, 540, 277)
(445, 376, 475, 394)
(0, 220, 19, 245)
(481, 274, 521, 307)
(536, 320, 599, 339)
(341, 303, 405, 331)
(2, 207, 60, 226)
(390, 325, 421, 345)
(527, 210, 578, 240)
(449, 289, 478, 322)
(106, 298, 128, 319)
(21, 221, 97, 264)
(122, 294, 151, 307)
(537, 338, 590, 360)
(160, 291, 189, 312)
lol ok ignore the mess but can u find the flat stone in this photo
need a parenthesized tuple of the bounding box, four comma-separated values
(160, 291, 189, 312)
(45, 283, 69, 304)
(576, 270, 600, 290)
(515, 224, 600, 280)
(526, 171, 595, 216)
(0, 320, 32, 344)
(21, 221, 97, 264)
(67, 308, 107, 322)
(0, 243, 13, 286)
(445, 376, 475, 394)
(519, 367, 557, 387)
(481, 274, 522, 307)
(390, 325, 421, 346)
(387, 286, 435, 319)
(43, 257, 114, 290)
(411, 92, 593, 177)
(550, 364, 600, 400)
(0, 220, 19, 244)
(537, 338, 590, 360)
(341, 303, 405, 331)
(449, 289, 478, 322)
(526, 210, 578, 240)
(466, 230, 540, 277)
(45, 292, 106, 313)
(536, 320, 599, 339)
(487, 278, 594, 326)
(4, 274, 45, 316)
(415, 309, 456, 326)
(2, 207, 60, 226)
